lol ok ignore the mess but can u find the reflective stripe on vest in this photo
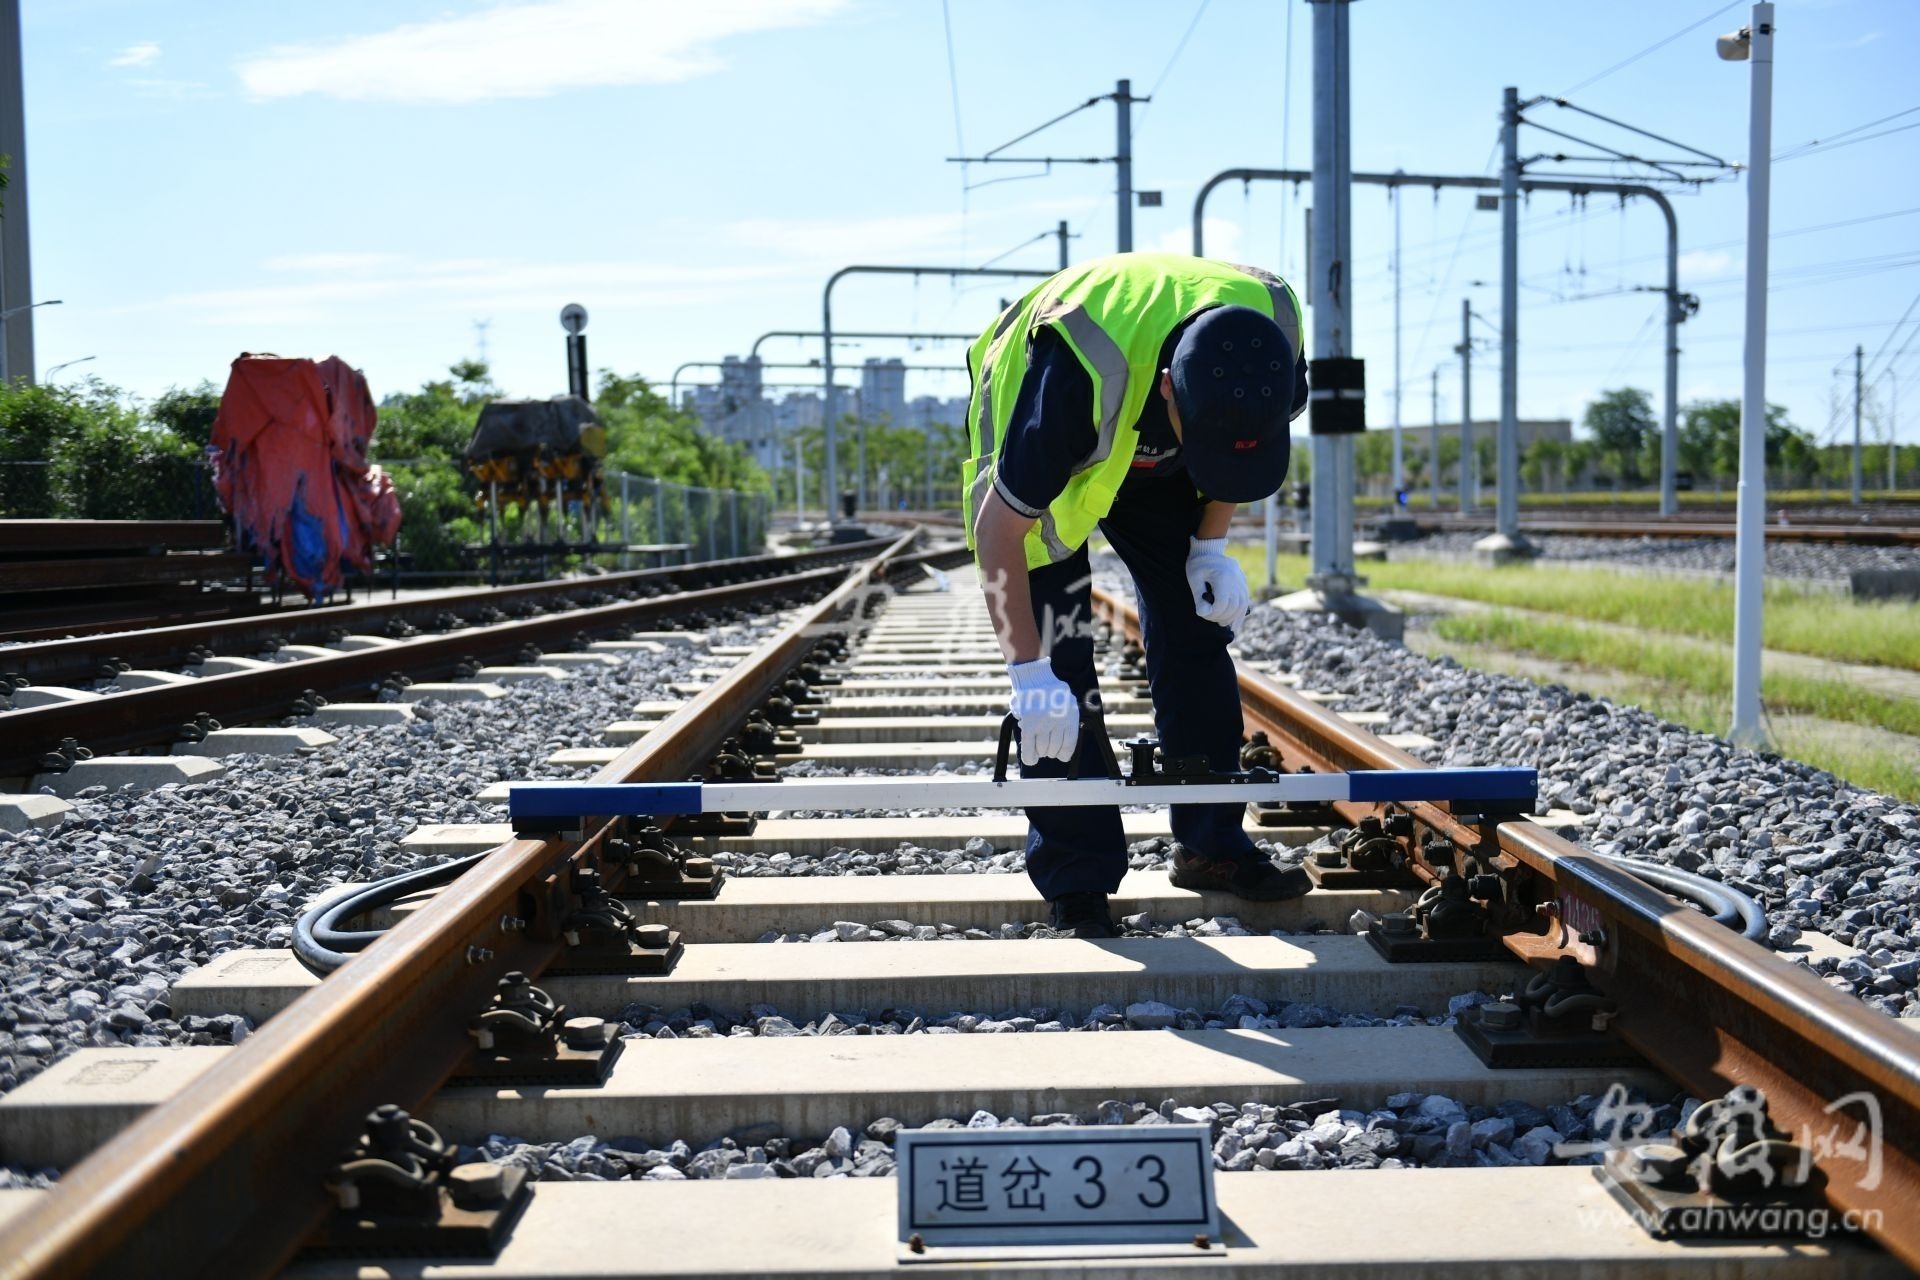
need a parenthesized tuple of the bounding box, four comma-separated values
(962, 252, 1304, 570)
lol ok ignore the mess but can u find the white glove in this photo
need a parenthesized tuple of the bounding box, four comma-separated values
(1007, 658, 1079, 766)
(1185, 536, 1251, 632)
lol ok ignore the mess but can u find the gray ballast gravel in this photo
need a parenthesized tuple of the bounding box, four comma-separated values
(0, 616, 782, 1099)
(466, 1082, 1689, 1183)
(1222, 594, 1920, 1018)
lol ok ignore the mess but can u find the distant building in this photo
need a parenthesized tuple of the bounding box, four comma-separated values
(859, 357, 906, 423)
(902, 394, 970, 432)
(682, 355, 779, 468)
(770, 392, 823, 435)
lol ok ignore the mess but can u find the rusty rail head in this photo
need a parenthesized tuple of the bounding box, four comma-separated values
(0, 531, 932, 1280)
(1094, 583, 1920, 1267)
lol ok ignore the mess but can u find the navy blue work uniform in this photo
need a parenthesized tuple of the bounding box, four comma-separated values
(992, 325, 1310, 900)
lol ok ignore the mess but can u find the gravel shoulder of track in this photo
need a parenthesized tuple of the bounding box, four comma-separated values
(1399, 531, 1918, 581)
(0, 617, 781, 1104)
(1228, 590, 1920, 1018)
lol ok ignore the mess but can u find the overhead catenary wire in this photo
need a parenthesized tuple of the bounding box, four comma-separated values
(1775, 120, 1920, 165)
(939, 0, 968, 256)
(1132, 0, 1211, 140)
(1774, 104, 1920, 162)
(1559, 0, 1746, 96)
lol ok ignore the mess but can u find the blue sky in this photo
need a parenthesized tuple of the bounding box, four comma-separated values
(18, 0, 1920, 448)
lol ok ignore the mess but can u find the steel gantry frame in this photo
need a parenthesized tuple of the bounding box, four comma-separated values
(821, 265, 1054, 517)
(1193, 168, 1687, 540)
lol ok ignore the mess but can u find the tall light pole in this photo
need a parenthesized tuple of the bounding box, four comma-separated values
(1275, 0, 1400, 639)
(1853, 344, 1864, 506)
(0, 298, 59, 382)
(1458, 298, 1474, 513)
(1114, 78, 1136, 252)
(1430, 366, 1442, 509)
(1892, 372, 1901, 492)
(1308, 0, 1354, 587)
(1391, 173, 1404, 499)
(1474, 85, 1532, 563)
(1723, 3, 1775, 748)
(0, 0, 34, 386)
(44, 354, 93, 380)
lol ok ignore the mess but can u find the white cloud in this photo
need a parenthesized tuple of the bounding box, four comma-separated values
(235, 0, 847, 105)
(110, 42, 160, 68)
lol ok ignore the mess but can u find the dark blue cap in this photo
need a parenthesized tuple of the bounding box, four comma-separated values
(1168, 304, 1294, 503)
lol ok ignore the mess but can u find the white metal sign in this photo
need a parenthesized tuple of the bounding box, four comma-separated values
(895, 1124, 1220, 1261)
(559, 302, 588, 334)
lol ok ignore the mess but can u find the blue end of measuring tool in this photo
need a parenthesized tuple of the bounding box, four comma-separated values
(507, 782, 706, 819)
(1347, 768, 1537, 806)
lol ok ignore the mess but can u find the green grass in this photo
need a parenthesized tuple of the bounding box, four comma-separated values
(1233, 548, 1920, 672)
(1430, 612, 1920, 800)
(1428, 632, 1920, 801)
(1433, 611, 1920, 738)
(1357, 489, 1920, 511)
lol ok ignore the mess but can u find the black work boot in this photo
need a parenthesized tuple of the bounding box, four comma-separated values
(1168, 845, 1312, 901)
(1048, 891, 1120, 939)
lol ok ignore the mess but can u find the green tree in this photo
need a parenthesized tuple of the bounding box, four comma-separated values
(1522, 437, 1565, 491)
(0, 377, 206, 518)
(1353, 431, 1394, 490)
(374, 376, 483, 461)
(1583, 388, 1656, 485)
(150, 381, 221, 449)
(593, 369, 767, 493)
(1676, 398, 1807, 485)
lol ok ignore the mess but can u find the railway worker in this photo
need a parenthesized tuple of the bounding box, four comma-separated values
(964, 251, 1313, 939)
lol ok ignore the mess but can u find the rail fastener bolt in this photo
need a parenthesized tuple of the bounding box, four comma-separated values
(634, 924, 671, 950)
(448, 1163, 507, 1209)
(465, 946, 495, 966)
(562, 1016, 611, 1051)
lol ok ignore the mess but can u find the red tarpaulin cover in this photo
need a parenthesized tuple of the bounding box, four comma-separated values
(209, 354, 402, 597)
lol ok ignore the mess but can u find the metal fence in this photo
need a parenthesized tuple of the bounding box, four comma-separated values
(0, 455, 221, 520)
(606, 471, 772, 563)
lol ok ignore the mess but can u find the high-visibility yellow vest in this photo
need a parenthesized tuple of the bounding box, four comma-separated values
(962, 252, 1303, 569)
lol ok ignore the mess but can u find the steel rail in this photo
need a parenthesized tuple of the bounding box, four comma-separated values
(0, 538, 899, 689)
(1095, 584, 1920, 1268)
(0, 530, 952, 1280)
(0, 562, 856, 780)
